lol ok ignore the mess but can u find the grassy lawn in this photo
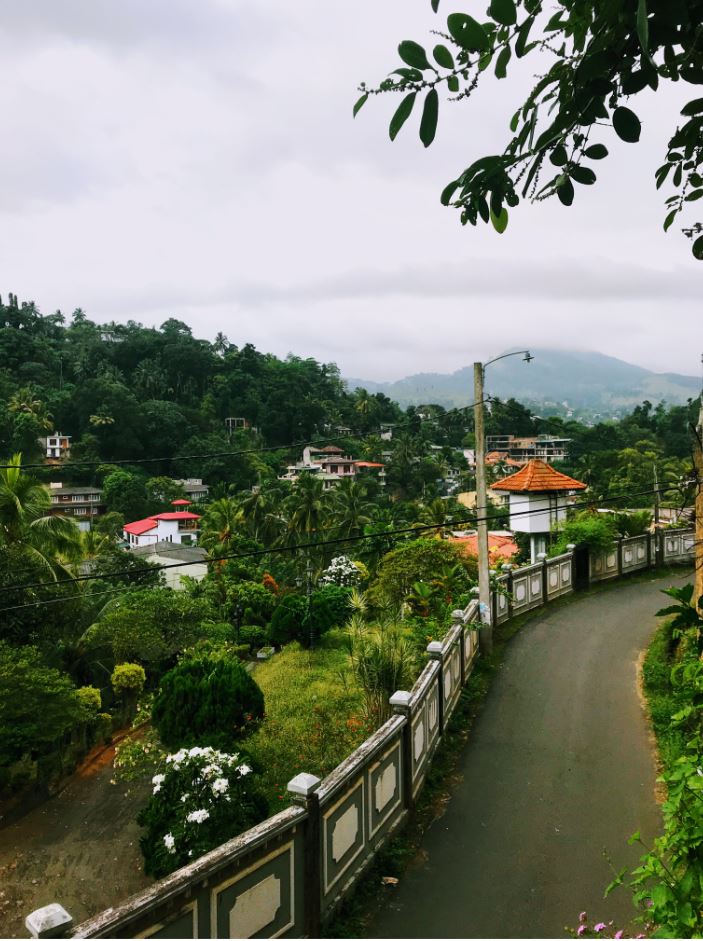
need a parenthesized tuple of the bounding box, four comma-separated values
(246, 629, 371, 807)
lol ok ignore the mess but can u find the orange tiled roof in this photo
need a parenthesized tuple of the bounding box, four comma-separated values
(490, 459, 587, 493)
(449, 533, 518, 560)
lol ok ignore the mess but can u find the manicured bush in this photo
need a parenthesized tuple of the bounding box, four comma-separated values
(138, 746, 268, 877)
(551, 511, 617, 555)
(75, 686, 102, 721)
(152, 656, 264, 750)
(311, 585, 353, 632)
(268, 594, 307, 647)
(111, 662, 146, 724)
(239, 625, 267, 650)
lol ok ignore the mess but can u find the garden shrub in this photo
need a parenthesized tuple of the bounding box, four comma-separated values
(268, 594, 307, 646)
(368, 538, 477, 609)
(550, 511, 617, 556)
(239, 625, 267, 649)
(111, 662, 146, 724)
(75, 686, 102, 721)
(152, 656, 264, 750)
(138, 746, 268, 877)
(312, 585, 353, 632)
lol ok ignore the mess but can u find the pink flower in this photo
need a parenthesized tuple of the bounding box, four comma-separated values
(579, 912, 588, 923)
(577, 927, 586, 937)
(594, 924, 607, 933)
(614, 932, 623, 939)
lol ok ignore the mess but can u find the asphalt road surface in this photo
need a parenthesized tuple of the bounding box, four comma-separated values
(368, 574, 672, 939)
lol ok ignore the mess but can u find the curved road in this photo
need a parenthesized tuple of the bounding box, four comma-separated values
(368, 575, 669, 939)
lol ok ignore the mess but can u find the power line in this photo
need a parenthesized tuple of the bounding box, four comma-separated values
(0, 485, 666, 599)
(0, 399, 489, 472)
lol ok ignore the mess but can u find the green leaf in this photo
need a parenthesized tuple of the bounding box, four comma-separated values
(570, 165, 596, 185)
(557, 176, 574, 206)
(685, 188, 703, 201)
(353, 93, 368, 119)
(509, 110, 520, 133)
(663, 208, 678, 232)
(419, 88, 439, 148)
(488, 0, 517, 27)
(613, 106, 641, 143)
(516, 16, 536, 57)
(398, 40, 432, 71)
(627, 830, 642, 845)
(431, 0, 440, 10)
(490, 207, 509, 233)
(447, 75, 459, 92)
(585, 144, 608, 159)
(545, 12, 563, 31)
(389, 92, 417, 141)
(495, 45, 511, 79)
(433, 44, 454, 69)
(550, 144, 568, 166)
(440, 180, 460, 206)
(447, 13, 489, 51)
(682, 97, 703, 116)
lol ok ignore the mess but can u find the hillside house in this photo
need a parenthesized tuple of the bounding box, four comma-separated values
(130, 541, 208, 588)
(280, 445, 385, 489)
(486, 434, 571, 464)
(124, 511, 201, 548)
(47, 482, 104, 531)
(171, 478, 209, 502)
(40, 432, 71, 462)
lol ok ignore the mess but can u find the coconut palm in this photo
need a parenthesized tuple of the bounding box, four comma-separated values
(330, 478, 376, 539)
(283, 473, 329, 542)
(199, 497, 245, 555)
(8, 388, 53, 431)
(238, 486, 284, 546)
(0, 454, 81, 576)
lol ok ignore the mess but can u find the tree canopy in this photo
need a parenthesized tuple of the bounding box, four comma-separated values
(357, 0, 703, 258)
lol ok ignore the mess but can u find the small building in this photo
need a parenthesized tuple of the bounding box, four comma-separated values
(130, 541, 208, 589)
(171, 478, 209, 502)
(491, 459, 587, 562)
(48, 482, 104, 531)
(486, 434, 571, 464)
(449, 531, 518, 563)
(40, 432, 71, 462)
(123, 511, 201, 549)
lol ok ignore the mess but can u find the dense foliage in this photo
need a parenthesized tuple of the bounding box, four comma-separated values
(358, 0, 703, 259)
(152, 656, 265, 750)
(138, 746, 268, 877)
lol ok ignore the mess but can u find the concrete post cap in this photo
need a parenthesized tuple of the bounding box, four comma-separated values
(451, 608, 465, 621)
(536, 552, 548, 560)
(566, 543, 576, 550)
(426, 641, 443, 656)
(25, 904, 73, 939)
(470, 586, 480, 596)
(501, 563, 512, 571)
(287, 772, 321, 797)
(389, 690, 412, 708)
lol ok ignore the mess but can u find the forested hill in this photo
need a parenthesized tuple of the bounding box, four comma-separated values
(0, 297, 402, 481)
(346, 349, 701, 413)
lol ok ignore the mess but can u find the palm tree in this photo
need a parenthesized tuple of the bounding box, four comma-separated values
(331, 478, 376, 539)
(199, 498, 245, 555)
(8, 388, 53, 431)
(284, 473, 329, 542)
(0, 454, 81, 576)
(238, 486, 284, 546)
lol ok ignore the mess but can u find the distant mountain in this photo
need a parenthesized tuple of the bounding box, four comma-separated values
(346, 350, 701, 414)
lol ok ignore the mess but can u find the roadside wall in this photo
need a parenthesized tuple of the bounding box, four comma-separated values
(39, 529, 694, 940)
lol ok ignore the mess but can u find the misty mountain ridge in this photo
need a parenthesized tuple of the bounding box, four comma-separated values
(345, 349, 701, 415)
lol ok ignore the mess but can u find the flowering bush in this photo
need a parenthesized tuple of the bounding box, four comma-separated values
(319, 555, 362, 587)
(138, 745, 268, 877)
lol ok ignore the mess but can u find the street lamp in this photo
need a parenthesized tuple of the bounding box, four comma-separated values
(473, 350, 533, 653)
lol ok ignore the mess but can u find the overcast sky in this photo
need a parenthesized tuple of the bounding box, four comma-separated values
(0, 1, 700, 381)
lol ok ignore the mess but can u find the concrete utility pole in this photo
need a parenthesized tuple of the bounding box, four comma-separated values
(473, 350, 533, 653)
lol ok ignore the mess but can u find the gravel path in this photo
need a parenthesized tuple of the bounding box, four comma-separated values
(367, 575, 670, 939)
(0, 745, 151, 938)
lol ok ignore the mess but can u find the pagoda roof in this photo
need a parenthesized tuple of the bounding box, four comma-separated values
(490, 459, 587, 493)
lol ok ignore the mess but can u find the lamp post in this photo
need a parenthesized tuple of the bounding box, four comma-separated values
(473, 350, 533, 653)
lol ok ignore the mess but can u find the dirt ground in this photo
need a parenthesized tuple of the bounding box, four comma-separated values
(0, 745, 152, 938)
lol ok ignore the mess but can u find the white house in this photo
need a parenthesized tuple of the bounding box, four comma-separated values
(491, 459, 587, 562)
(40, 432, 71, 461)
(130, 541, 208, 589)
(123, 511, 201, 548)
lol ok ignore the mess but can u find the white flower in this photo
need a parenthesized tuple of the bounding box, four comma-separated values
(180, 793, 190, 803)
(212, 777, 229, 796)
(186, 809, 210, 824)
(238, 763, 252, 777)
(153, 784, 162, 795)
(152, 774, 166, 786)
(163, 833, 176, 854)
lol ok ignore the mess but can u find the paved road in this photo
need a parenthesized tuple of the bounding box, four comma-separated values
(368, 575, 670, 939)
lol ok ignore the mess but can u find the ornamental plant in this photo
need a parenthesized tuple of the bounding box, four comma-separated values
(111, 662, 146, 725)
(152, 655, 264, 750)
(319, 555, 362, 587)
(138, 746, 268, 877)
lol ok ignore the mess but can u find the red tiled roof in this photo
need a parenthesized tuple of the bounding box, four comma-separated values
(150, 512, 201, 520)
(171, 499, 192, 506)
(124, 518, 158, 536)
(490, 459, 587, 493)
(355, 461, 385, 468)
(449, 533, 518, 560)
